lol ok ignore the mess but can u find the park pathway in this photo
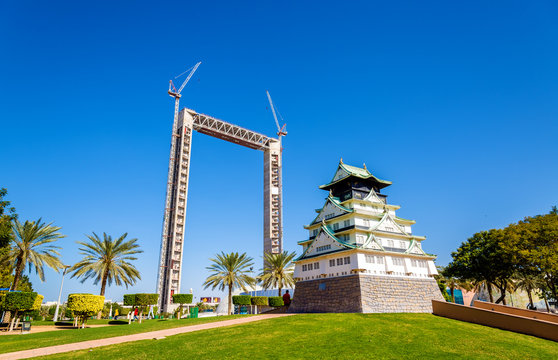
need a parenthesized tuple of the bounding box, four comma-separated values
(0, 314, 294, 360)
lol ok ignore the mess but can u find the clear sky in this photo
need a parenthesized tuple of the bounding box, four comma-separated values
(1, 1, 557, 302)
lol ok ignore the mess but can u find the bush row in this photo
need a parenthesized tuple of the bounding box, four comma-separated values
(231, 295, 284, 307)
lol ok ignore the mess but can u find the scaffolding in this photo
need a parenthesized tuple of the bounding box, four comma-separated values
(156, 108, 284, 312)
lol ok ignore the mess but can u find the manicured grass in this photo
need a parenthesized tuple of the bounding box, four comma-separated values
(0, 316, 245, 354)
(40, 314, 558, 360)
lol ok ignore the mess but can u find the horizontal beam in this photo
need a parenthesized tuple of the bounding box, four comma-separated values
(183, 108, 275, 150)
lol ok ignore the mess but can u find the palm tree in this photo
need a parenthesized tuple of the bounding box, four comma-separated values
(258, 251, 296, 296)
(69, 232, 142, 302)
(439, 267, 473, 303)
(203, 252, 255, 315)
(1, 218, 64, 290)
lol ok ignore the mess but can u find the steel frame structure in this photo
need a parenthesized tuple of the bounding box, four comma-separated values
(156, 108, 283, 312)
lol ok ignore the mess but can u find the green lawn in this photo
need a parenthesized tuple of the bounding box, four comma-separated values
(0, 315, 245, 354)
(36, 313, 558, 360)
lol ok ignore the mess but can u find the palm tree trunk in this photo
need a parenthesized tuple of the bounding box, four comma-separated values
(487, 282, 494, 303)
(10, 256, 24, 291)
(543, 296, 550, 312)
(527, 289, 534, 309)
(450, 287, 455, 303)
(97, 270, 108, 319)
(228, 286, 232, 316)
(278, 286, 282, 297)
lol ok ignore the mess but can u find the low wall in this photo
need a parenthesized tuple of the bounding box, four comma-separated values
(474, 300, 558, 324)
(432, 300, 558, 342)
(289, 274, 443, 313)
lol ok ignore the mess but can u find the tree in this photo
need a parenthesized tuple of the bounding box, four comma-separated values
(0, 188, 17, 249)
(445, 229, 515, 304)
(503, 209, 558, 301)
(69, 232, 142, 318)
(438, 266, 473, 303)
(172, 293, 193, 319)
(66, 294, 104, 328)
(258, 251, 296, 296)
(1, 291, 43, 331)
(513, 272, 540, 309)
(0, 218, 64, 291)
(203, 252, 255, 315)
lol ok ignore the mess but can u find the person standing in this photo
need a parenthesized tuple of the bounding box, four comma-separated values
(282, 290, 291, 307)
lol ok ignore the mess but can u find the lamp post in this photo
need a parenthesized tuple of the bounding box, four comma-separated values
(53, 265, 71, 322)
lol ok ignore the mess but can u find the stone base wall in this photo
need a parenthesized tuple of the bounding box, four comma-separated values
(289, 274, 444, 313)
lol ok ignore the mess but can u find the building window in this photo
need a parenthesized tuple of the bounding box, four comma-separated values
(399, 241, 406, 249)
(329, 259, 335, 267)
(363, 219, 370, 226)
(411, 259, 417, 267)
(343, 220, 350, 228)
(376, 256, 384, 264)
(365, 255, 375, 263)
(302, 264, 307, 271)
(314, 262, 320, 269)
(385, 226, 394, 232)
(392, 258, 404, 266)
(336, 258, 343, 266)
(344, 256, 350, 264)
(419, 260, 428, 268)
(312, 229, 318, 236)
(308, 263, 313, 271)
(387, 239, 394, 248)
(333, 223, 339, 230)
(317, 244, 331, 252)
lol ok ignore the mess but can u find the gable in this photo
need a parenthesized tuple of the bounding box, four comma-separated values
(303, 229, 346, 258)
(332, 166, 349, 182)
(363, 189, 386, 205)
(376, 214, 408, 235)
(312, 198, 350, 224)
(406, 240, 427, 256)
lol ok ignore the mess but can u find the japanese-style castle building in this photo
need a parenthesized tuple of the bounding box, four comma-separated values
(289, 160, 444, 313)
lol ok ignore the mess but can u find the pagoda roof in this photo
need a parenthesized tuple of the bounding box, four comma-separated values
(319, 160, 392, 190)
(308, 194, 353, 225)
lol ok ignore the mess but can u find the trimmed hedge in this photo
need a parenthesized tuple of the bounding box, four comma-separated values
(232, 295, 251, 305)
(123, 294, 135, 306)
(251, 296, 268, 306)
(268, 296, 284, 307)
(2, 292, 39, 311)
(135, 293, 159, 306)
(67, 294, 104, 328)
(172, 293, 193, 304)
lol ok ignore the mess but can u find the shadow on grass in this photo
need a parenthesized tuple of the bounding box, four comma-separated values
(107, 320, 128, 325)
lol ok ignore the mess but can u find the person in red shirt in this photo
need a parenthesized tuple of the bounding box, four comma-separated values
(282, 290, 291, 307)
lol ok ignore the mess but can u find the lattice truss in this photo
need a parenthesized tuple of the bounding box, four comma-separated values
(186, 109, 274, 150)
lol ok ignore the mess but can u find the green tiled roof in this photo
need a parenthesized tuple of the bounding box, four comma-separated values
(319, 162, 392, 190)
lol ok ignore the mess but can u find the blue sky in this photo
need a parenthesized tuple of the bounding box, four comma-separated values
(1, 1, 557, 302)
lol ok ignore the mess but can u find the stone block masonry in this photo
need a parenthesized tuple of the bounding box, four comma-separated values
(289, 274, 444, 313)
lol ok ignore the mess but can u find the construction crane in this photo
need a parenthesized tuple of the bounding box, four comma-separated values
(266, 90, 287, 137)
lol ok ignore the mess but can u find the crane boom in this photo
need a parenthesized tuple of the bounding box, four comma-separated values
(177, 62, 201, 94)
(266, 90, 281, 133)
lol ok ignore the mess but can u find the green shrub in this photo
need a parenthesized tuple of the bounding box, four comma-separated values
(123, 294, 135, 306)
(251, 296, 268, 306)
(268, 296, 284, 307)
(66, 294, 104, 328)
(2, 292, 38, 312)
(232, 295, 251, 305)
(135, 293, 159, 307)
(172, 293, 193, 304)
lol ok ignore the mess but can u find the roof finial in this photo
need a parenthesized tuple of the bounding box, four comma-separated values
(363, 162, 367, 170)
(340, 157, 343, 164)
(329, 189, 333, 196)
